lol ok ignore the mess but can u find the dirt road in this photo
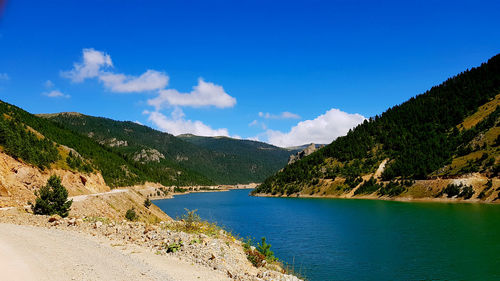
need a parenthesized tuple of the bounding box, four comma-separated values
(0, 223, 230, 281)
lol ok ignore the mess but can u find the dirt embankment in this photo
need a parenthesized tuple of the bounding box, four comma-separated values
(0, 151, 109, 208)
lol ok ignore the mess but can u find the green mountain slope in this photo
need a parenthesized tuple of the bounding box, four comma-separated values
(253, 54, 500, 197)
(178, 133, 300, 173)
(0, 101, 209, 187)
(41, 115, 295, 184)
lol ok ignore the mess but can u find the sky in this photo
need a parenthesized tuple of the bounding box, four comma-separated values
(0, 0, 499, 147)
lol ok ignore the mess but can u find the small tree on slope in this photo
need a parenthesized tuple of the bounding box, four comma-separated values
(32, 175, 73, 217)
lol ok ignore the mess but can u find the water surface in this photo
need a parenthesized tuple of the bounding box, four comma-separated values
(155, 189, 500, 281)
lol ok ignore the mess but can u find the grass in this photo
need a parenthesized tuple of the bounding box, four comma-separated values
(459, 94, 500, 130)
(162, 209, 226, 238)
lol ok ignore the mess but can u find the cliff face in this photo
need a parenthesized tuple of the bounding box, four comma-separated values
(288, 143, 322, 165)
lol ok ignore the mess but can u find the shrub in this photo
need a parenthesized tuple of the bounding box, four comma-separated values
(174, 187, 187, 193)
(243, 238, 268, 267)
(32, 175, 72, 217)
(344, 175, 363, 190)
(247, 248, 267, 267)
(165, 209, 222, 237)
(378, 181, 406, 197)
(257, 237, 276, 262)
(182, 208, 201, 230)
(354, 177, 382, 195)
(485, 179, 493, 190)
(125, 208, 137, 221)
(144, 198, 152, 209)
(442, 183, 474, 199)
(442, 183, 461, 198)
(165, 241, 183, 253)
(459, 185, 475, 199)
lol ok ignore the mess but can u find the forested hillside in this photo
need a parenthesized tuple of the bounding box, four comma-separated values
(0, 101, 210, 187)
(178, 133, 299, 172)
(254, 54, 500, 199)
(41, 114, 295, 184)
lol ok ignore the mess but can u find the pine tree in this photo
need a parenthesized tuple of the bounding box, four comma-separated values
(32, 175, 73, 217)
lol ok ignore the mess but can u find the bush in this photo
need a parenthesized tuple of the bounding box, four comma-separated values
(442, 183, 461, 198)
(125, 208, 137, 221)
(442, 183, 474, 199)
(182, 208, 201, 230)
(459, 185, 475, 199)
(354, 177, 382, 195)
(32, 175, 72, 217)
(144, 198, 152, 209)
(165, 241, 183, 253)
(166, 209, 222, 237)
(378, 181, 406, 197)
(257, 237, 276, 262)
(247, 249, 267, 267)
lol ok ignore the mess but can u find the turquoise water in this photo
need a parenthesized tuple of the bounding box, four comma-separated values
(155, 189, 500, 281)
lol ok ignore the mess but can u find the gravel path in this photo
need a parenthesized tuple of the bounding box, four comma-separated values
(0, 223, 229, 281)
(70, 188, 128, 202)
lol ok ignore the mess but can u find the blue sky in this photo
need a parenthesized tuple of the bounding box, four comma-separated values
(0, 0, 499, 147)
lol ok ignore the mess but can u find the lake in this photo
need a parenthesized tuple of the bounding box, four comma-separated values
(155, 189, 500, 281)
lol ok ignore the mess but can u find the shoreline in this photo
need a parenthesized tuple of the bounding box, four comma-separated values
(150, 187, 255, 201)
(251, 192, 500, 205)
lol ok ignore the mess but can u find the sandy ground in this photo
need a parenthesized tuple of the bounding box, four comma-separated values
(0, 223, 230, 281)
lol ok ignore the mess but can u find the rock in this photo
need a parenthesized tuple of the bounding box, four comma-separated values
(48, 215, 61, 223)
(132, 149, 165, 163)
(68, 218, 77, 226)
(95, 221, 103, 228)
(288, 143, 323, 165)
(79, 176, 87, 186)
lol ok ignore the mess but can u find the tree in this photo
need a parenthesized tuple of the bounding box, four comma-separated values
(32, 175, 73, 217)
(144, 198, 152, 209)
(125, 208, 137, 221)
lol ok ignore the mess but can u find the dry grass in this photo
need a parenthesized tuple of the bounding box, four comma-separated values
(459, 94, 500, 130)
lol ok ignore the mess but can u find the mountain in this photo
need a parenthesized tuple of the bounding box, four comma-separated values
(178, 133, 300, 173)
(0, 100, 208, 187)
(39, 114, 296, 184)
(253, 54, 500, 202)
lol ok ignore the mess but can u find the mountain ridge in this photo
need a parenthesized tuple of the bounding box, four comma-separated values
(252, 53, 500, 202)
(39, 113, 296, 184)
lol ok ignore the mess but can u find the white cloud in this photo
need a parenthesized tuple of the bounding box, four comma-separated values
(264, 108, 365, 147)
(99, 70, 168, 93)
(44, 80, 54, 88)
(249, 120, 258, 127)
(145, 108, 230, 137)
(147, 78, 236, 109)
(258, 111, 300, 119)
(62, 48, 168, 93)
(61, 48, 112, 82)
(133, 120, 143, 125)
(42, 90, 70, 98)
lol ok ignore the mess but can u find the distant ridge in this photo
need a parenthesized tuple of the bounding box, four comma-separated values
(42, 114, 298, 184)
